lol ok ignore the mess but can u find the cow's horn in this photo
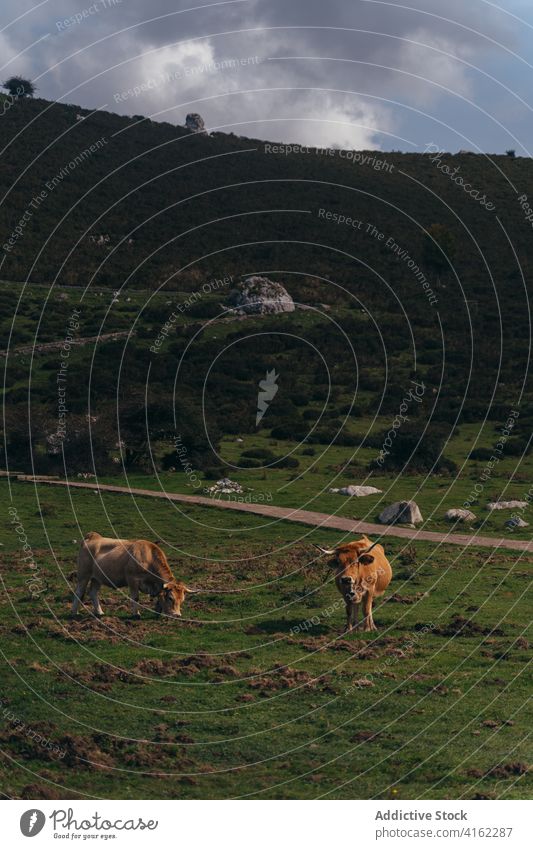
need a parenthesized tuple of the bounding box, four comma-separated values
(358, 540, 381, 558)
(184, 586, 200, 593)
(312, 544, 336, 555)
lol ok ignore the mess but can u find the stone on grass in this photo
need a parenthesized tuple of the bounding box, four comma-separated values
(487, 500, 528, 511)
(378, 500, 423, 525)
(445, 508, 476, 522)
(505, 517, 529, 529)
(228, 276, 295, 315)
(204, 477, 243, 496)
(329, 485, 382, 497)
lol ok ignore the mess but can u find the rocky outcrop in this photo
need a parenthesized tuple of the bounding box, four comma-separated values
(378, 500, 423, 525)
(185, 113, 206, 133)
(330, 485, 382, 497)
(228, 276, 295, 315)
(445, 508, 476, 522)
(487, 500, 528, 511)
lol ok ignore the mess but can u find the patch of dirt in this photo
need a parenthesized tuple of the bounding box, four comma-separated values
(27, 661, 53, 673)
(431, 616, 505, 637)
(389, 592, 427, 604)
(58, 734, 115, 770)
(20, 784, 65, 800)
(481, 718, 515, 728)
(348, 678, 375, 688)
(59, 662, 139, 687)
(467, 763, 529, 779)
(0, 722, 66, 764)
(248, 666, 335, 694)
(57, 652, 228, 690)
(349, 730, 382, 742)
(214, 664, 240, 677)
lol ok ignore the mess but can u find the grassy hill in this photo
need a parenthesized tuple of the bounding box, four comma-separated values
(1, 98, 532, 513)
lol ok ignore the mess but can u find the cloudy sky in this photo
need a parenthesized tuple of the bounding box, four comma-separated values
(2, 0, 533, 153)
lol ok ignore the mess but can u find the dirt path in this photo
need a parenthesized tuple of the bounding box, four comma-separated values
(1, 330, 133, 357)
(16, 476, 533, 553)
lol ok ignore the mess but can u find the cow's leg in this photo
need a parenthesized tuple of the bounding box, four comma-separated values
(351, 602, 359, 631)
(88, 580, 104, 617)
(344, 602, 353, 633)
(71, 577, 90, 616)
(361, 593, 377, 631)
(128, 580, 141, 619)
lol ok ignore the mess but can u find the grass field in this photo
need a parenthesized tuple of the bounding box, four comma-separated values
(0, 478, 531, 799)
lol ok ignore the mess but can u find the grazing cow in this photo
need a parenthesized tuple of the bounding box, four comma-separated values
(313, 536, 392, 632)
(71, 532, 194, 619)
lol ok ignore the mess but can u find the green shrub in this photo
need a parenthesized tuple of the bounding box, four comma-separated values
(239, 457, 263, 468)
(240, 448, 277, 461)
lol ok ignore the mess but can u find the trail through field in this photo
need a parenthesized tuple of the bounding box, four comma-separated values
(17, 476, 533, 553)
(0, 330, 133, 357)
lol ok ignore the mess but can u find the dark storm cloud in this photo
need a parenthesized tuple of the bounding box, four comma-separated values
(0, 0, 528, 150)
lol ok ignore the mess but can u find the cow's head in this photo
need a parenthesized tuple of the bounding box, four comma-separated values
(154, 581, 193, 618)
(313, 538, 381, 603)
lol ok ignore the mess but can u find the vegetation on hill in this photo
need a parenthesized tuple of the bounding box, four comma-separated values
(0, 97, 531, 481)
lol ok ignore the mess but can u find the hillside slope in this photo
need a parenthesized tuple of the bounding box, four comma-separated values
(1, 98, 532, 482)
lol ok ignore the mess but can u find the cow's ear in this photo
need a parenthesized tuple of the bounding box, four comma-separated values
(359, 554, 375, 565)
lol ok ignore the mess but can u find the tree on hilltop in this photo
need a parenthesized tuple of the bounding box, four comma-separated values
(2, 76, 36, 99)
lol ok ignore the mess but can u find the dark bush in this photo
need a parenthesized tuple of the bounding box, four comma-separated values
(505, 438, 532, 456)
(339, 403, 366, 416)
(469, 448, 492, 461)
(240, 448, 277, 461)
(368, 429, 457, 474)
(270, 421, 308, 440)
(187, 299, 221, 319)
(238, 457, 263, 468)
(272, 455, 299, 469)
(203, 466, 228, 480)
(291, 392, 310, 406)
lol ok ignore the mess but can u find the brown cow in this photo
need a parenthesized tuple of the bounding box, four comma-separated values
(314, 536, 392, 632)
(71, 532, 194, 619)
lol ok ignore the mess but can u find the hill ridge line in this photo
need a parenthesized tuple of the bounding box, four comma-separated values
(16, 476, 533, 553)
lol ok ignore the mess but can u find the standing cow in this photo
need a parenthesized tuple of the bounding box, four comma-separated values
(314, 536, 392, 632)
(71, 532, 194, 619)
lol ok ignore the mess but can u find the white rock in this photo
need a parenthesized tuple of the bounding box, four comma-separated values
(487, 500, 528, 510)
(379, 500, 423, 525)
(185, 113, 206, 133)
(505, 517, 529, 528)
(445, 508, 476, 522)
(330, 485, 382, 497)
(228, 276, 295, 315)
(204, 477, 244, 496)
